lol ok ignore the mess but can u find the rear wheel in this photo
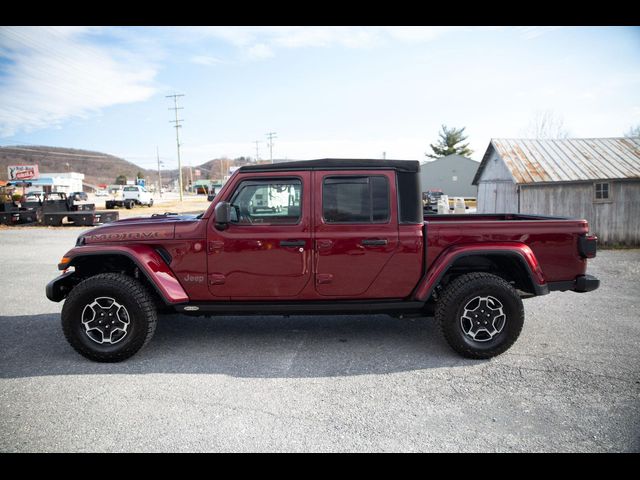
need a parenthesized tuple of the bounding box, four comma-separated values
(436, 272, 524, 359)
(61, 273, 157, 362)
(148, 198, 154, 207)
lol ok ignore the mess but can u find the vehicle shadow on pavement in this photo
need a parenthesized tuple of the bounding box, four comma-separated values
(0, 313, 476, 379)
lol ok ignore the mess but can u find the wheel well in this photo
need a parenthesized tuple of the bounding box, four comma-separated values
(439, 254, 537, 296)
(70, 254, 168, 310)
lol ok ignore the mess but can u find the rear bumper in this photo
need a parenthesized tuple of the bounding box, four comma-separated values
(575, 274, 600, 292)
(548, 274, 600, 293)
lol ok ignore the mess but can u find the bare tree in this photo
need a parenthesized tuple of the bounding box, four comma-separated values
(523, 110, 570, 139)
(624, 125, 640, 138)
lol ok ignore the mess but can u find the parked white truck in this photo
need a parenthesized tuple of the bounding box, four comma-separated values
(106, 185, 154, 209)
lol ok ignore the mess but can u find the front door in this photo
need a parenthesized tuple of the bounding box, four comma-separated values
(207, 172, 312, 299)
(313, 171, 399, 298)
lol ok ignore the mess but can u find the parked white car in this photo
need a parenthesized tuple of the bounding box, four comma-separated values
(122, 185, 153, 207)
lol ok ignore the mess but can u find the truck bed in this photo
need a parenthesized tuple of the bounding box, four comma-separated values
(423, 213, 589, 283)
(424, 213, 569, 222)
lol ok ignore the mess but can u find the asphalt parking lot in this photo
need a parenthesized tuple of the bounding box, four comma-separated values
(0, 227, 638, 452)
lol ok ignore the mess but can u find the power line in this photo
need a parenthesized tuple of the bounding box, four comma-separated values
(254, 140, 260, 162)
(166, 93, 185, 202)
(156, 146, 163, 199)
(266, 132, 277, 163)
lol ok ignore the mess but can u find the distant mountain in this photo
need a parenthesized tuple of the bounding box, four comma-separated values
(0, 145, 267, 189)
(0, 145, 160, 187)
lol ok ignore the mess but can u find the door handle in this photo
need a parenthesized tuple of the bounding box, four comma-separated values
(361, 239, 388, 246)
(280, 240, 306, 247)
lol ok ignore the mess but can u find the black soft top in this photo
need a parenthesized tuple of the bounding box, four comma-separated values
(239, 158, 420, 173)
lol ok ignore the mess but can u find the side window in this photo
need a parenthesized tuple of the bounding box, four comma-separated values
(322, 175, 390, 223)
(594, 182, 611, 202)
(229, 178, 302, 225)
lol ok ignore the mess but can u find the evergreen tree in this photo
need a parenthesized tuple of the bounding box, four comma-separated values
(426, 125, 473, 159)
(115, 174, 127, 185)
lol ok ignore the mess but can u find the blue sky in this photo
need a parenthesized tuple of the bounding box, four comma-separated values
(0, 26, 638, 169)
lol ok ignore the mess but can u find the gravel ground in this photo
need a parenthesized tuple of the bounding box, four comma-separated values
(0, 228, 638, 452)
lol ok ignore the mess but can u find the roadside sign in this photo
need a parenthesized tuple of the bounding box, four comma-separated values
(8, 165, 39, 181)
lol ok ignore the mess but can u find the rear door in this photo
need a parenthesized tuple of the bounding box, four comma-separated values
(313, 170, 399, 297)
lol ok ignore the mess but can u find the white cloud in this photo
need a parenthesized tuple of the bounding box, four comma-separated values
(246, 43, 274, 60)
(189, 26, 561, 58)
(516, 26, 563, 40)
(189, 26, 465, 60)
(190, 54, 224, 66)
(0, 26, 159, 137)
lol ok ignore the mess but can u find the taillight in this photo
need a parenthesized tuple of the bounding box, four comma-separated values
(578, 234, 597, 258)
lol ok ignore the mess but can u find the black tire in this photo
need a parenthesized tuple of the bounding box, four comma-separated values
(148, 199, 154, 207)
(125, 200, 133, 209)
(436, 272, 524, 359)
(61, 273, 157, 362)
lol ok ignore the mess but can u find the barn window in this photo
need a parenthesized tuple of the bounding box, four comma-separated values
(594, 182, 611, 201)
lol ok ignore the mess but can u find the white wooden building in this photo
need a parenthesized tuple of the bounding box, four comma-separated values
(25, 171, 85, 195)
(473, 138, 640, 245)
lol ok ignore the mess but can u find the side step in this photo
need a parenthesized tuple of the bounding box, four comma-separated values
(174, 300, 425, 316)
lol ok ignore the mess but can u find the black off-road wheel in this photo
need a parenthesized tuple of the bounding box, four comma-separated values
(148, 199, 154, 207)
(61, 273, 158, 362)
(436, 272, 524, 359)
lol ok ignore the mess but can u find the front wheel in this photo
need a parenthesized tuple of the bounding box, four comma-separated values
(436, 272, 524, 359)
(61, 273, 157, 362)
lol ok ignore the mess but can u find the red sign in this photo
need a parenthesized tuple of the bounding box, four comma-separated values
(8, 165, 39, 181)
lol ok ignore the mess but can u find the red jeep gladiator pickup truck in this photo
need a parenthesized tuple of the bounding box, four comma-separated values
(46, 159, 599, 362)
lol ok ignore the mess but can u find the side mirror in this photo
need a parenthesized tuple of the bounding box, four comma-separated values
(214, 201, 231, 230)
(207, 194, 215, 202)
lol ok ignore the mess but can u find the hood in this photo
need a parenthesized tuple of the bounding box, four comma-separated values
(79, 214, 199, 245)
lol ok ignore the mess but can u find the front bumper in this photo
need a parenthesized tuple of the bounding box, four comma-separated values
(45, 270, 77, 302)
(548, 274, 600, 293)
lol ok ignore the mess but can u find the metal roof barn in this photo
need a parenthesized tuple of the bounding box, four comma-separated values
(473, 137, 640, 245)
(473, 137, 640, 185)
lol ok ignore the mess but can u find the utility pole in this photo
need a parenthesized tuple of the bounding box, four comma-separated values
(156, 146, 163, 199)
(382, 151, 386, 160)
(254, 140, 260, 162)
(266, 132, 277, 163)
(166, 93, 185, 201)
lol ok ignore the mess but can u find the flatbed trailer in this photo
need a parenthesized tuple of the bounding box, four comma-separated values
(0, 185, 39, 225)
(40, 210, 119, 226)
(0, 208, 39, 226)
(19, 192, 120, 227)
